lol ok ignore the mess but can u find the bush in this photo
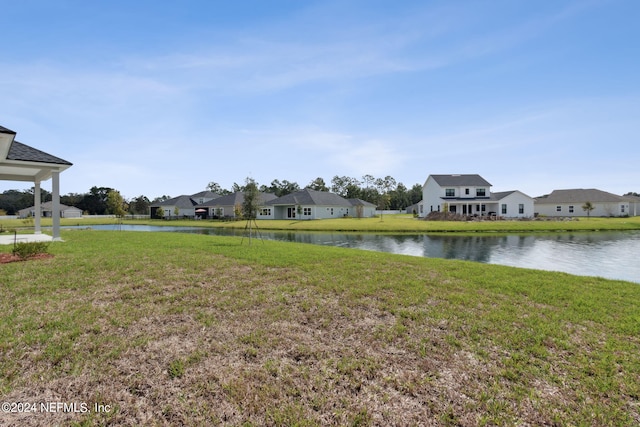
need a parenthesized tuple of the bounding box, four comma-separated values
(12, 241, 50, 259)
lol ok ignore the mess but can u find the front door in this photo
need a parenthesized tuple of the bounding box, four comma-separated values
(287, 207, 296, 218)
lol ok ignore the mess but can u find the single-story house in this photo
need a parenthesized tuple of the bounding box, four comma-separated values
(18, 201, 82, 219)
(348, 198, 377, 218)
(150, 191, 219, 219)
(259, 188, 376, 220)
(534, 189, 631, 217)
(422, 174, 534, 218)
(624, 194, 640, 217)
(196, 191, 277, 218)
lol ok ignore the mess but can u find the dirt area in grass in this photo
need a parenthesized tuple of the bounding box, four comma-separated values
(0, 253, 54, 264)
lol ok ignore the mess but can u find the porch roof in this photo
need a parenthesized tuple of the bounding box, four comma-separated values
(0, 126, 72, 182)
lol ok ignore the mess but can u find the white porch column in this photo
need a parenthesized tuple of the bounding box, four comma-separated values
(34, 180, 42, 234)
(52, 171, 61, 241)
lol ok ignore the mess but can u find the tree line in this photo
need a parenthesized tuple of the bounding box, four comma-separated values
(0, 175, 425, 216)
(4, 181, 639, 217)
(208, 175, 424, 211)
(0, 186, 153, 216)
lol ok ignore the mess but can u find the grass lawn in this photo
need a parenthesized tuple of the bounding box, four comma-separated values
(1, 230, 639, 425)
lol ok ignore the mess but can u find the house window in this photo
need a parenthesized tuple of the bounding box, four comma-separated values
(445, 189, 455, 197)
(303, 207, 311, 216)
(569, 206, 574, 213)
(557, 206, 562, 212)
(519, 204, 524, 214)
(481, 204, 486, 212)
(476, 188, 486, 197)
(260, 208, 271, 216)
(476, 205, 480, 212)
(501, 204, 507, 215)
(621, 205, 626, 213)
(465, 188, 470, 195)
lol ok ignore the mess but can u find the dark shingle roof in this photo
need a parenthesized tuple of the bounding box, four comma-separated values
(535, 189, 626, 204)
(489, 191, 517, 201)
(7, 141, 72, 165)
(430, 174, 491, 187)
(154, 195, 198, 208)
(0, 126, 16, 135)
(266, 189, 352, 207)
(190, 190, 220, 199)
(348, 198, 377, 207)
(197, 192, 277, 207)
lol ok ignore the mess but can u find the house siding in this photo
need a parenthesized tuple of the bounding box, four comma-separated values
(536, 202, 629, 217)
(422, 175, 533, 218)
(534, 189, 631, 217)
(497, 191, 534, 218)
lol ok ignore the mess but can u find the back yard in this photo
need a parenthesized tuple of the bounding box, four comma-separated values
(1, 230, 639, 426)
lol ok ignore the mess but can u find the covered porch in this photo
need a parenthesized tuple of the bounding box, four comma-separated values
(0, 125, 72, 241)
(444, 200, 498, 216)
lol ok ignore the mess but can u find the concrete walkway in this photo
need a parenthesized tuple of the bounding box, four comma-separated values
(0, 233, 55, 245)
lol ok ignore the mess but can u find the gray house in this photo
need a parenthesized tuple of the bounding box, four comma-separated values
(18, 201, 82, 219)
(259, 188, 375, 220)
(624, 194, 640, 217)
(348, 198, 377, 218)
(534, 189, 631, 217)
(196, 191, 277, 218)
(150, 191, 219, 219)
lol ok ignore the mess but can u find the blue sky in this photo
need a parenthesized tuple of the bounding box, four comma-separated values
(1, 0, 638, 200)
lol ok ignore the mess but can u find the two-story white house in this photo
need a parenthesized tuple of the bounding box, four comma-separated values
(421, 174, 534, 218)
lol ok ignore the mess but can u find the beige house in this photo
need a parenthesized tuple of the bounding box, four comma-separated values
(18, 201, 82, 219)
(534, 189, 632, 217)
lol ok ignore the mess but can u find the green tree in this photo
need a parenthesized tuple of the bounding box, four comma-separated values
(331, 176, 360, 198)
(242, 178, 260, 219)
(582, 201, 595, 218)
(375, 176, 397, 221)
(242, 178, 260, 245)
(207, 181, 231, 195)
(390, 182, 410, 210)
(306, 177, 329, 192)
(409, 183, 423, 205)
(130, 195, 150, 215)
(106, 190, 127, 218)
(268, 179, 299, 197)
(79, 186, 114, 215)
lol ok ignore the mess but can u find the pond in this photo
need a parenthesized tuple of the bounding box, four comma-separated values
(62, 224, 640, 283)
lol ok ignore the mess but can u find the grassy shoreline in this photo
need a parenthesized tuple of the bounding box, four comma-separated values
(1, 230, 639, 425)
(3, 213, 640, 234)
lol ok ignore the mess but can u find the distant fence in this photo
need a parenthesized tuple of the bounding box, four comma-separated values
(0, 216, 18, 220)
(79, 215, 150, 220)
(375, 210, 403, 215)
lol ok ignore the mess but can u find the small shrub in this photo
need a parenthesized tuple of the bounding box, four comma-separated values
(12, 241, 50, 259)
